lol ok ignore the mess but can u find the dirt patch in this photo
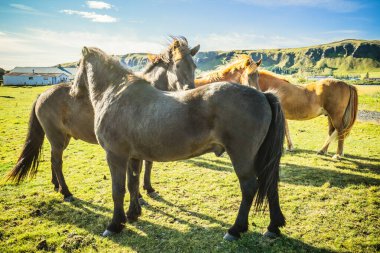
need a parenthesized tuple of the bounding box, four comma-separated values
(357, 110, 380, 124)
(60, 233, 96, 252)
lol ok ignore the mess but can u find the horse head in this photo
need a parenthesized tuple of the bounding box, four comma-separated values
(241, 56, 262, 91)
(145, 36, 200, 91)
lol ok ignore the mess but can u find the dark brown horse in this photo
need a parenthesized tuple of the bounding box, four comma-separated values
(7, 37, 200, 201)
(74, 46, 285, 240)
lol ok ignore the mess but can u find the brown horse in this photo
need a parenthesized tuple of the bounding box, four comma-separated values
(7, 37, 200, 201)
(195, 54, 262, 90)
(256, 71, 358, 159)
(75, 46, 285, 240)
(195, 55, 358, 159)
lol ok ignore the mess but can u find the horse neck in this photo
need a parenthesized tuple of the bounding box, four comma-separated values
(87, 63, 127, 107)
(195, 69, 243, 87)
(142, 62, 170, 91)
(195, 76, 213, 87)
(258, 72, 318, 115)
(258, 72, 293, 91)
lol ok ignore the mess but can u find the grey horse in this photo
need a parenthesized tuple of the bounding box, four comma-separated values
(74, 46, 286, 241)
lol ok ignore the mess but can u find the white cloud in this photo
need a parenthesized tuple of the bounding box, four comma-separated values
(61, 9, 117, 23)
(0, 29, 163, 69)
(236, 0, 363, 12)
(86, 1, 112, 9)
(9, 3, 36, 12)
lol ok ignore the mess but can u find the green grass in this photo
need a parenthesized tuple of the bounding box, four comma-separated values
(0, 85, 379, 252)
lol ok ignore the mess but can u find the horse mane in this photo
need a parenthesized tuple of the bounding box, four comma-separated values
(197, 54, 252, 81)
(70, 47, 143, 97)
(142, 36, 191, 75)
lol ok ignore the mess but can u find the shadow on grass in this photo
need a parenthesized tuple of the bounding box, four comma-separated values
(30, 197, 334, 252)
(286, 148, 380, 175)
(146, 194, 230, 228)
(281, 162, 380, 188)
(185, 157, 233, 172)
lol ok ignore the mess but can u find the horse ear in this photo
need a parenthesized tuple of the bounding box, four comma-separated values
(173, 40, 180, 49)
(256, 59, 262, 67)
(190, 44, 200, 56)
(82, 46, 90, 57)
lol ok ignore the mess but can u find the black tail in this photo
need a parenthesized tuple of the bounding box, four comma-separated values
(6, 98, 45, 183)
(254, 92, 285, 210)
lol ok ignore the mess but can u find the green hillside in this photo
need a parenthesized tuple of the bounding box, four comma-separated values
(195, 39, 380, 77)
(58, 39, 380, 78)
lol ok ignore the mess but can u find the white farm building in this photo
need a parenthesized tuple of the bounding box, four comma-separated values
(3, 67, 77, 86)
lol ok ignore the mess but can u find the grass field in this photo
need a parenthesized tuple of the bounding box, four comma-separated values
(0, 85, 379, 252)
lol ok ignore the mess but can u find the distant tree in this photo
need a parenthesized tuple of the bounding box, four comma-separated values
(0, 67, 5, 81)
(364, 72, 369, 80)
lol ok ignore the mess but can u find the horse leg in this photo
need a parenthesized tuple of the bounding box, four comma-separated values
(50, 134, 72, 201)
(224, 174, 258, 241)
(317, 117, 335, 155)
(103, 151, 128, 236)
(332, 136, 345, 160)
(143, 161, 156, 194)
(264, 187, 286, 238)
(51, 168, 59, 192)
(223, 149, 257, 241)
(126, 158, 142, 222)
(284, 120, 294, 151)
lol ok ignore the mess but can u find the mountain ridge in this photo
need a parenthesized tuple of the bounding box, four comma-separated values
(58, 39, 380, 77)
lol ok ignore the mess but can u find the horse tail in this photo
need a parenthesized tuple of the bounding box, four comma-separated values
(341, 84, 358, 138)
(254, 92, 285, 211)
(6, 98, 45, 183)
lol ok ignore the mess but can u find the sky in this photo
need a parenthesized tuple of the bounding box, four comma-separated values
(0, 0, 379, 69)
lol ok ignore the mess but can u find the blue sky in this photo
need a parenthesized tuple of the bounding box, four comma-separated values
(0, 0, 379, 69)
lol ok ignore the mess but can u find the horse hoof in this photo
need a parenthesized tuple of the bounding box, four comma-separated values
(332, 154, 341, 160)
(138, 198, 149, 206)
(223, 232, 239, 241)
(317, 150, 326, 155)
(286, 147, 294, 152)
(64, 196, 74, 202)
(263, 230, 280, 239)
(102, 229, 115, 237)
(126, 216, 138, 223)
(54, 187, 59, 192)
(148, 191, 159, 198)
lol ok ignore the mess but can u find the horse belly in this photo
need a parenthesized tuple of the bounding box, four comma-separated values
(131, 132, 218, 162)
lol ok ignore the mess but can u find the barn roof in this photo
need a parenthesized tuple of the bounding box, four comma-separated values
(4, 72, 68, 77)
(9, 67, 77, 77)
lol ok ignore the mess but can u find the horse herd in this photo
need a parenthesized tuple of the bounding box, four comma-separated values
(7, 37, 358, 241)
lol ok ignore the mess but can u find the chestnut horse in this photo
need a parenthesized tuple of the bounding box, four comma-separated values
(195, 55, 358, 159)
(7, 37, 200, 201)
(195, 54, 262, 90)
(75, 46, 285, 240)
(257, 70, 358, 159)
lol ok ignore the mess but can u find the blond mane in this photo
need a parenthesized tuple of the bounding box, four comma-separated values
(198, 54, 253, 82)
(150, 36, 191, 64)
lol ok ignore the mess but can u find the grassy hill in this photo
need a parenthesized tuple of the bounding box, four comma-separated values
(58, 39, 380, 78)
